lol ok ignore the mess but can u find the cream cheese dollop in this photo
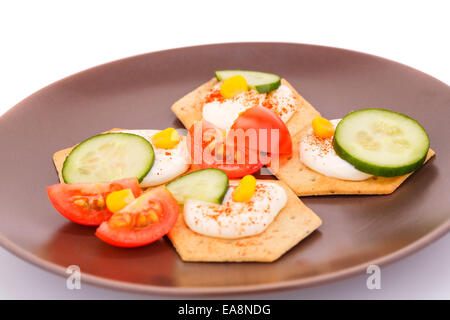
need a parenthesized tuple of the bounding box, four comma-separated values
(299, 119, 373, 181)
(202, 84, 297, 131)
(119, 130, 190, 187)
(183, 181, 287, 239)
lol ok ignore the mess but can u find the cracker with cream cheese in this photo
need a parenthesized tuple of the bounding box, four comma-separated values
(171, 78, 320, 137)
(167, 179, 322, 262)
(269, 128, 435, 196)
(171, 78, 435, 196)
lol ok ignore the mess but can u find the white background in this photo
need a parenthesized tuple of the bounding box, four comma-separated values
(0, 0, 448, 299)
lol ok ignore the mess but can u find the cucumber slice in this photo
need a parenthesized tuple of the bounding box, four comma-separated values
(62, 132, 154, 183)
(333, 108, 429, 177)
(215, 70, 281, 93)
(166, 168, 229, 204)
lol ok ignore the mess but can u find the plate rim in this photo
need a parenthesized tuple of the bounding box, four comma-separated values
(0, 41, 449, 296)
(1, 222, 448, 296)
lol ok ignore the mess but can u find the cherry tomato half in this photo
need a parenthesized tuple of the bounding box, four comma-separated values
(47, 178, 141, 226)
(231, 106, 292, 156)
(187, 120, 264, 178)
(95, 187, 179, 247)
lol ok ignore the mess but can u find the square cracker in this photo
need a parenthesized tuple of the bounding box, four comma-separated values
(170, 78, 320, 137)
(270, 127, 435, 196)
(167, 180, 322, 262)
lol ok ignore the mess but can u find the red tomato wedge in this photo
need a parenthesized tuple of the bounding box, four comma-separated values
(47, 178, 141, 226)
(187, 120, 264, 178)
(95, 187, 179, 248)
(231, 106, 292, 156)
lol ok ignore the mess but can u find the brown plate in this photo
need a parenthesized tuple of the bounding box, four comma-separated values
(0, 42, 449, 295)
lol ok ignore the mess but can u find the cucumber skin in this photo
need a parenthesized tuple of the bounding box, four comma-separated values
(214, 70, 223, 81)
(214, 70, 281, 93)
(254, 79, 281, 94)
(333, 138, 427, 177)
(333, 108, 429, 177)
(62, 132, 154, 184)
(166, 168, 229, 204)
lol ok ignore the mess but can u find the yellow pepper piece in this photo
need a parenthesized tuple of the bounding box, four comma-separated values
(151, 128, 180, 149)
(312, 117, 335, 138)
(232, 175, 256, 202)
(220, 75, 248, 99)
(106, 189, 135, 213)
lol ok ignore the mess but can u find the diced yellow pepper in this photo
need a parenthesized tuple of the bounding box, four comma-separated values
(106, 189, 135, 213)
(151, 128, 180, 149)
(312, 117, 335, 138)
(232, 175, 256, 202)
(220, 75, 248, 99)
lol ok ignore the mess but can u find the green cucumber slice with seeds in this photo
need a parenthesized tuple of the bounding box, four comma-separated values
(62, 132, 154, 184)
(333, 108, 429, 177)
(166, 168, 229, 204)
(215, 70, 281, 93)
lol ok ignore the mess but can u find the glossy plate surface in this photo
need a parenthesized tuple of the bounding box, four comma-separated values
(0, 43, 448, 295)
